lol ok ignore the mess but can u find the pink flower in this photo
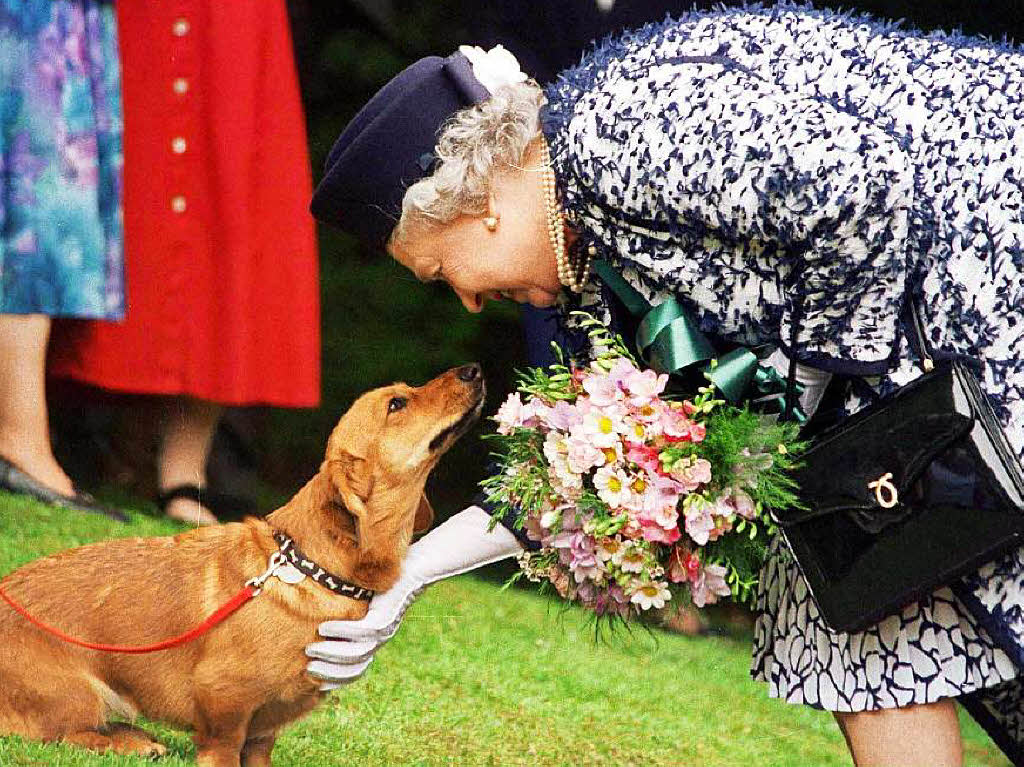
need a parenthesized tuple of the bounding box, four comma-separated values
(494, 392, 528, 435)
(582, 372, 622, 407)
(640, 520, 681, 545)
(527, 400, 553, 426)
(690, 459, 712, 484)
(666, 546, 700, 584)
(690, 563, 731, 608)
(576, 579, 598, 605)
(683, 498, 716, 546)
(620, 416, 649, 444)
(595, 584, 630, 617)
(567, 532, 603, 583)
(543, 433, 582, 490)
(637, 485, 681, 528)
(649, 504, 679, 530)
(550, 531, 575, 553)
(626, 443, 662, 475)
(670, 457, 712, 491)
(566, 434, 604, 474)
(661, 408, 697, 442)
(646, 473, 685, 507)
(623, 367, 668, 405)
(606, 357, 640, 387)
(714, 487, 757, 521)
(544, 400, 583, 431)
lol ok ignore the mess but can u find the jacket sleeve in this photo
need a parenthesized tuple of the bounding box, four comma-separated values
(473, 476, 540, 551)
(560, 62, 915, 372)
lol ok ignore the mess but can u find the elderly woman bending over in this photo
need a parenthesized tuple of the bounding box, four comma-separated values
(307, 8, 1024, 766)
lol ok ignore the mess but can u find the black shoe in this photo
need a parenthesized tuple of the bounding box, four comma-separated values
(157, 484, 254, 520)
(0, 455, 128, 522)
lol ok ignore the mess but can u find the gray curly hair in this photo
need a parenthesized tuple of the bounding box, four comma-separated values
(392, 81, 546, 242)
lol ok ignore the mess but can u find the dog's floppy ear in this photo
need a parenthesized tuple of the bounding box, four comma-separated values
(413, 493, 434, 534)
(326, 452, 373, 522)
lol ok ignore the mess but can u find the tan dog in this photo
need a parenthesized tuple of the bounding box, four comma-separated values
(0, 364, 485, 767)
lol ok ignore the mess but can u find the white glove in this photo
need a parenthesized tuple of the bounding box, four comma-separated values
(766, 349, 833, 419)
(305, 505, 522, 690)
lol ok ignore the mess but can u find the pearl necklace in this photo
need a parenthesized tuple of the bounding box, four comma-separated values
(541, 142, 591, 293)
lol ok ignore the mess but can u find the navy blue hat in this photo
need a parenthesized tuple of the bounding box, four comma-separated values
(310, 52, 491, 248)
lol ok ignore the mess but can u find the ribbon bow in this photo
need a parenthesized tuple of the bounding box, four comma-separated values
(591, 260, 805, 423)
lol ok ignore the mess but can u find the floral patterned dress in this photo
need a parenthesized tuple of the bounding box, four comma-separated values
(535, 5, 1024, 761)
(0, 0, 123, 318)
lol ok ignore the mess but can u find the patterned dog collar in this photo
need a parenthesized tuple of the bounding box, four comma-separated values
(272, 531, 374, 601)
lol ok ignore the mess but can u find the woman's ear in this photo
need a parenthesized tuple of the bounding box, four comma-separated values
(413, 493, 435, 534)
(483, 189, 500, 231)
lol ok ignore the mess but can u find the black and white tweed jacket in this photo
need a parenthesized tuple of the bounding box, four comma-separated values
(542, 3, 1024, 404)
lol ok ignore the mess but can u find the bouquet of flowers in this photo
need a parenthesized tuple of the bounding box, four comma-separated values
(482, 314, 803, 619)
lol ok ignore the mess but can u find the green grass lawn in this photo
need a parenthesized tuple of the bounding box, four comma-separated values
(0, 492, 1010, 766)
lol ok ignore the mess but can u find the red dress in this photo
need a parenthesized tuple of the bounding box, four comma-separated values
(50, 1, 320, 408)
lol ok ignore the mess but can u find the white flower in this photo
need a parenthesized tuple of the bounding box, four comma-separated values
(629, 581, 672, 610)
(458, 44, 527, 94)
(543, 432, 582, 490)
(593, 465, 632, 508)
(615, 543, 647, 573)
(539, 509, 561, 530)
(596, 536, 624, 563)
(579, 409, 625, 448)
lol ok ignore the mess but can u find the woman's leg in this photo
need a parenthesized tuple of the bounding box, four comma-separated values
(157, 396, 223, 525)
(835, 698, 962, 767)
(0, 314, 75, 495)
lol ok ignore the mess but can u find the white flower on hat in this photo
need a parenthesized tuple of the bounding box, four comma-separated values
(458, 44, 528, 94)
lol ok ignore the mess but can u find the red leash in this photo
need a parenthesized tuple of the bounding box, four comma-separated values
(0, 551, 284, 654)
(0, 584, 256, 654)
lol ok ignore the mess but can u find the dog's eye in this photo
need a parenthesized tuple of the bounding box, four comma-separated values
(387, 397, 407, 414)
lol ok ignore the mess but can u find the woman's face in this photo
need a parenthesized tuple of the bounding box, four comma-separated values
(388, 154, 563, 313)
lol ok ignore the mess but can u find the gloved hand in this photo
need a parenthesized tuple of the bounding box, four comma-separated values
(305, 505, 522, 690)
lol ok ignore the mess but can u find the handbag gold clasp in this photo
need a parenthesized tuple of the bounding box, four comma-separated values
(868, 472, 899, 509)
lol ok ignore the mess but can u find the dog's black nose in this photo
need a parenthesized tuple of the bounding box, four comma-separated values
(456, 363, 481, 382)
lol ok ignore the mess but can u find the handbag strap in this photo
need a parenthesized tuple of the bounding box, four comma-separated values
(781, 294, 802, 423)
(905, 297, 935, 372)
(781, 290, 936, 421)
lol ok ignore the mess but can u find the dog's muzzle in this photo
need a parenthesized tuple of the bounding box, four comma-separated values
(428, 391, 484, 453)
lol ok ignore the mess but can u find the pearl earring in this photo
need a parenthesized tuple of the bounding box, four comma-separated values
(483, 216, 499, 232)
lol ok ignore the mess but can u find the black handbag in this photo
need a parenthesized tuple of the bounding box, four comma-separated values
(771, 301, 1024, 633)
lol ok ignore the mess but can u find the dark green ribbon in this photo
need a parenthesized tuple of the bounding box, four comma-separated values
(591, 260, 805, 422)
